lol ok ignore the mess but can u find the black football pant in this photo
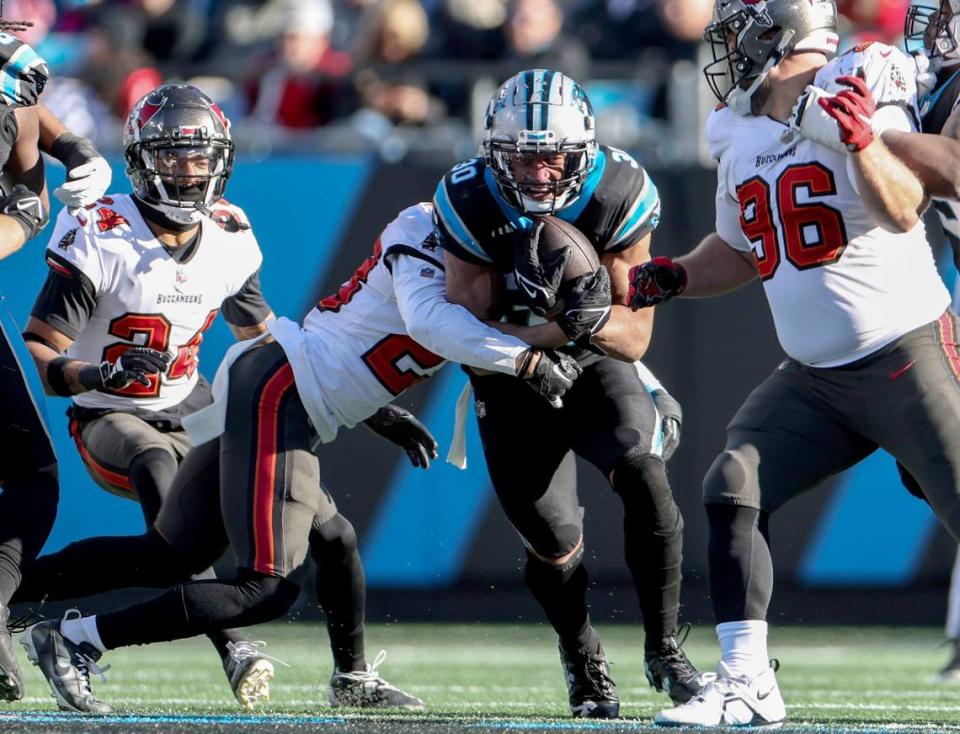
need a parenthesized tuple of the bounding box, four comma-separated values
(469, 356, 685, 653)
(0, 308, 58, 607)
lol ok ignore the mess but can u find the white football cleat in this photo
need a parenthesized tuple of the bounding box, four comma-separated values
(655, 662, 785, 729)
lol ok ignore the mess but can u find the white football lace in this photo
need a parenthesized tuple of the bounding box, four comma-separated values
(337, 649, 397, 688)
(227, 640, 290, 668)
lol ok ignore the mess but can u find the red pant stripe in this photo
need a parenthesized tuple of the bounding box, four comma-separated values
(251, 363, 296, 574)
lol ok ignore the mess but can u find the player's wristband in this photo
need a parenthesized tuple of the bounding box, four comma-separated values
(46, 356, 77, 396)
(49, 132, 99, 169)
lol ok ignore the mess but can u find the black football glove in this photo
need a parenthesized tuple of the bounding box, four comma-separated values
(650, 388, 682, 461)
(78, 347, 171, 391)
(514, 219, 571, 317)
(556, 266, 612, 343)
(627, 256, 687, 309)
(1, 183, 48, 241)
(519, 349, 583, 407)
(364, 404, 439, 469)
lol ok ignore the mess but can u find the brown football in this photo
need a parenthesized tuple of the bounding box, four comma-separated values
(535, 215, 600, 319)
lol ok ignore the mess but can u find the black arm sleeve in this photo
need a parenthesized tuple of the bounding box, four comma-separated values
(30, 254, 97, 340)
(221, 269, 272, 327)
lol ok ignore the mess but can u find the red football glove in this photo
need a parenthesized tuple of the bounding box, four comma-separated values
(627, 256, 687, 310)
(817, 74, 877, 152)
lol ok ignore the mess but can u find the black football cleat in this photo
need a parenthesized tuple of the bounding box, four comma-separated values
(0, 603, 24, 701)
(645, 626, 704, 704)
(559, 641, 619, 719)
(328, 650, 424, 710)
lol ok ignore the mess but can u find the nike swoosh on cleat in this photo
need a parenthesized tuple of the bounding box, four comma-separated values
(888, 361, 915, 381)
(756, 687, 775, 701)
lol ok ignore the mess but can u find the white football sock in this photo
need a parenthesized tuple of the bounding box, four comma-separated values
(716, 620, 768, 678)
(61, 614, 107, 653)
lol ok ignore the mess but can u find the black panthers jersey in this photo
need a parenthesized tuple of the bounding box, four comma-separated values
(0, 106, 17, 177)
(432, 145, 660, 361)
(921, 69, 960, 269)
(433, 145, 660, 272)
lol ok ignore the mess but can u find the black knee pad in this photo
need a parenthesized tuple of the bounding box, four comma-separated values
(612, 448, 682, 536)
(310, 514, 359, 561)
(524, 542, 584, 586)
(703, 448, 760, 507)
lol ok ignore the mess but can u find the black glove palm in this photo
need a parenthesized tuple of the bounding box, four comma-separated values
(364, 404, 439, 469)
(79, 347, 171, 391)
(520, 349, 583, 407)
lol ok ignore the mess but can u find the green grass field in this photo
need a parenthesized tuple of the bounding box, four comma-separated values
(2, 623, 959, 732)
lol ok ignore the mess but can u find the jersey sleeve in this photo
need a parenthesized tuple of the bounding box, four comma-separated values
(432, 169, 494, 266)
(29, 264, 97, 340)
(42, 207, 105, 292)
(602, 159, 661, 253)
(221, 269, 272, 327)
(391, 250, 527, 375)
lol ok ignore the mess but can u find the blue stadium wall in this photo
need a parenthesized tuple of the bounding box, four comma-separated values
(0, 155, 954, 624)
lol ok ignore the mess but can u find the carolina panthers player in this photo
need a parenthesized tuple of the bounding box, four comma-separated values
(16, 198, 579, 714)
(0, 31, 55, 704)
(628, 0, 960, 725)
(15, 83, 429, 713)
(431, 69, 698, 719)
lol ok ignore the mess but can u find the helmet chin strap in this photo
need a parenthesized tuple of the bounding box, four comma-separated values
(134, 195, 205, 232)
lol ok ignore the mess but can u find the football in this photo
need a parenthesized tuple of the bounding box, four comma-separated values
(534, 215, 600, 319)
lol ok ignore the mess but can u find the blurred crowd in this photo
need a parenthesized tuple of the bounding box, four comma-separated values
(15, 0, 914, 156)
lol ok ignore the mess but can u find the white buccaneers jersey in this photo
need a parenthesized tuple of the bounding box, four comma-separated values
(267, 202, 528, 443)
(46, 194, 263, 410)
(708, 42, 949, 367)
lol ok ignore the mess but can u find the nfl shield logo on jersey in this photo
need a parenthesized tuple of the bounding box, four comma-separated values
(175, 268, 189, 293)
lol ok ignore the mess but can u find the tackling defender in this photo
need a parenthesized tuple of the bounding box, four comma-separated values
(432, 69, 698, 718)
(628, 0, 960, 725)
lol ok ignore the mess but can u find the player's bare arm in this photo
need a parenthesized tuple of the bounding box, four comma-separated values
(850, 136, 924, 232)
(24, 316, 169, 395)
(627, 233, 758, 310)
(882, 120, 960, 201)
(588, 235, 654, 361)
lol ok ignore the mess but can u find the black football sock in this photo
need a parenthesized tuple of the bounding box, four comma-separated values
(311, 514, 366, 672)
(0, 466, 58, 606)
(611, 450, 683, 651)
(707, 504, 773, 622)
(524, 553, 599, 653)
